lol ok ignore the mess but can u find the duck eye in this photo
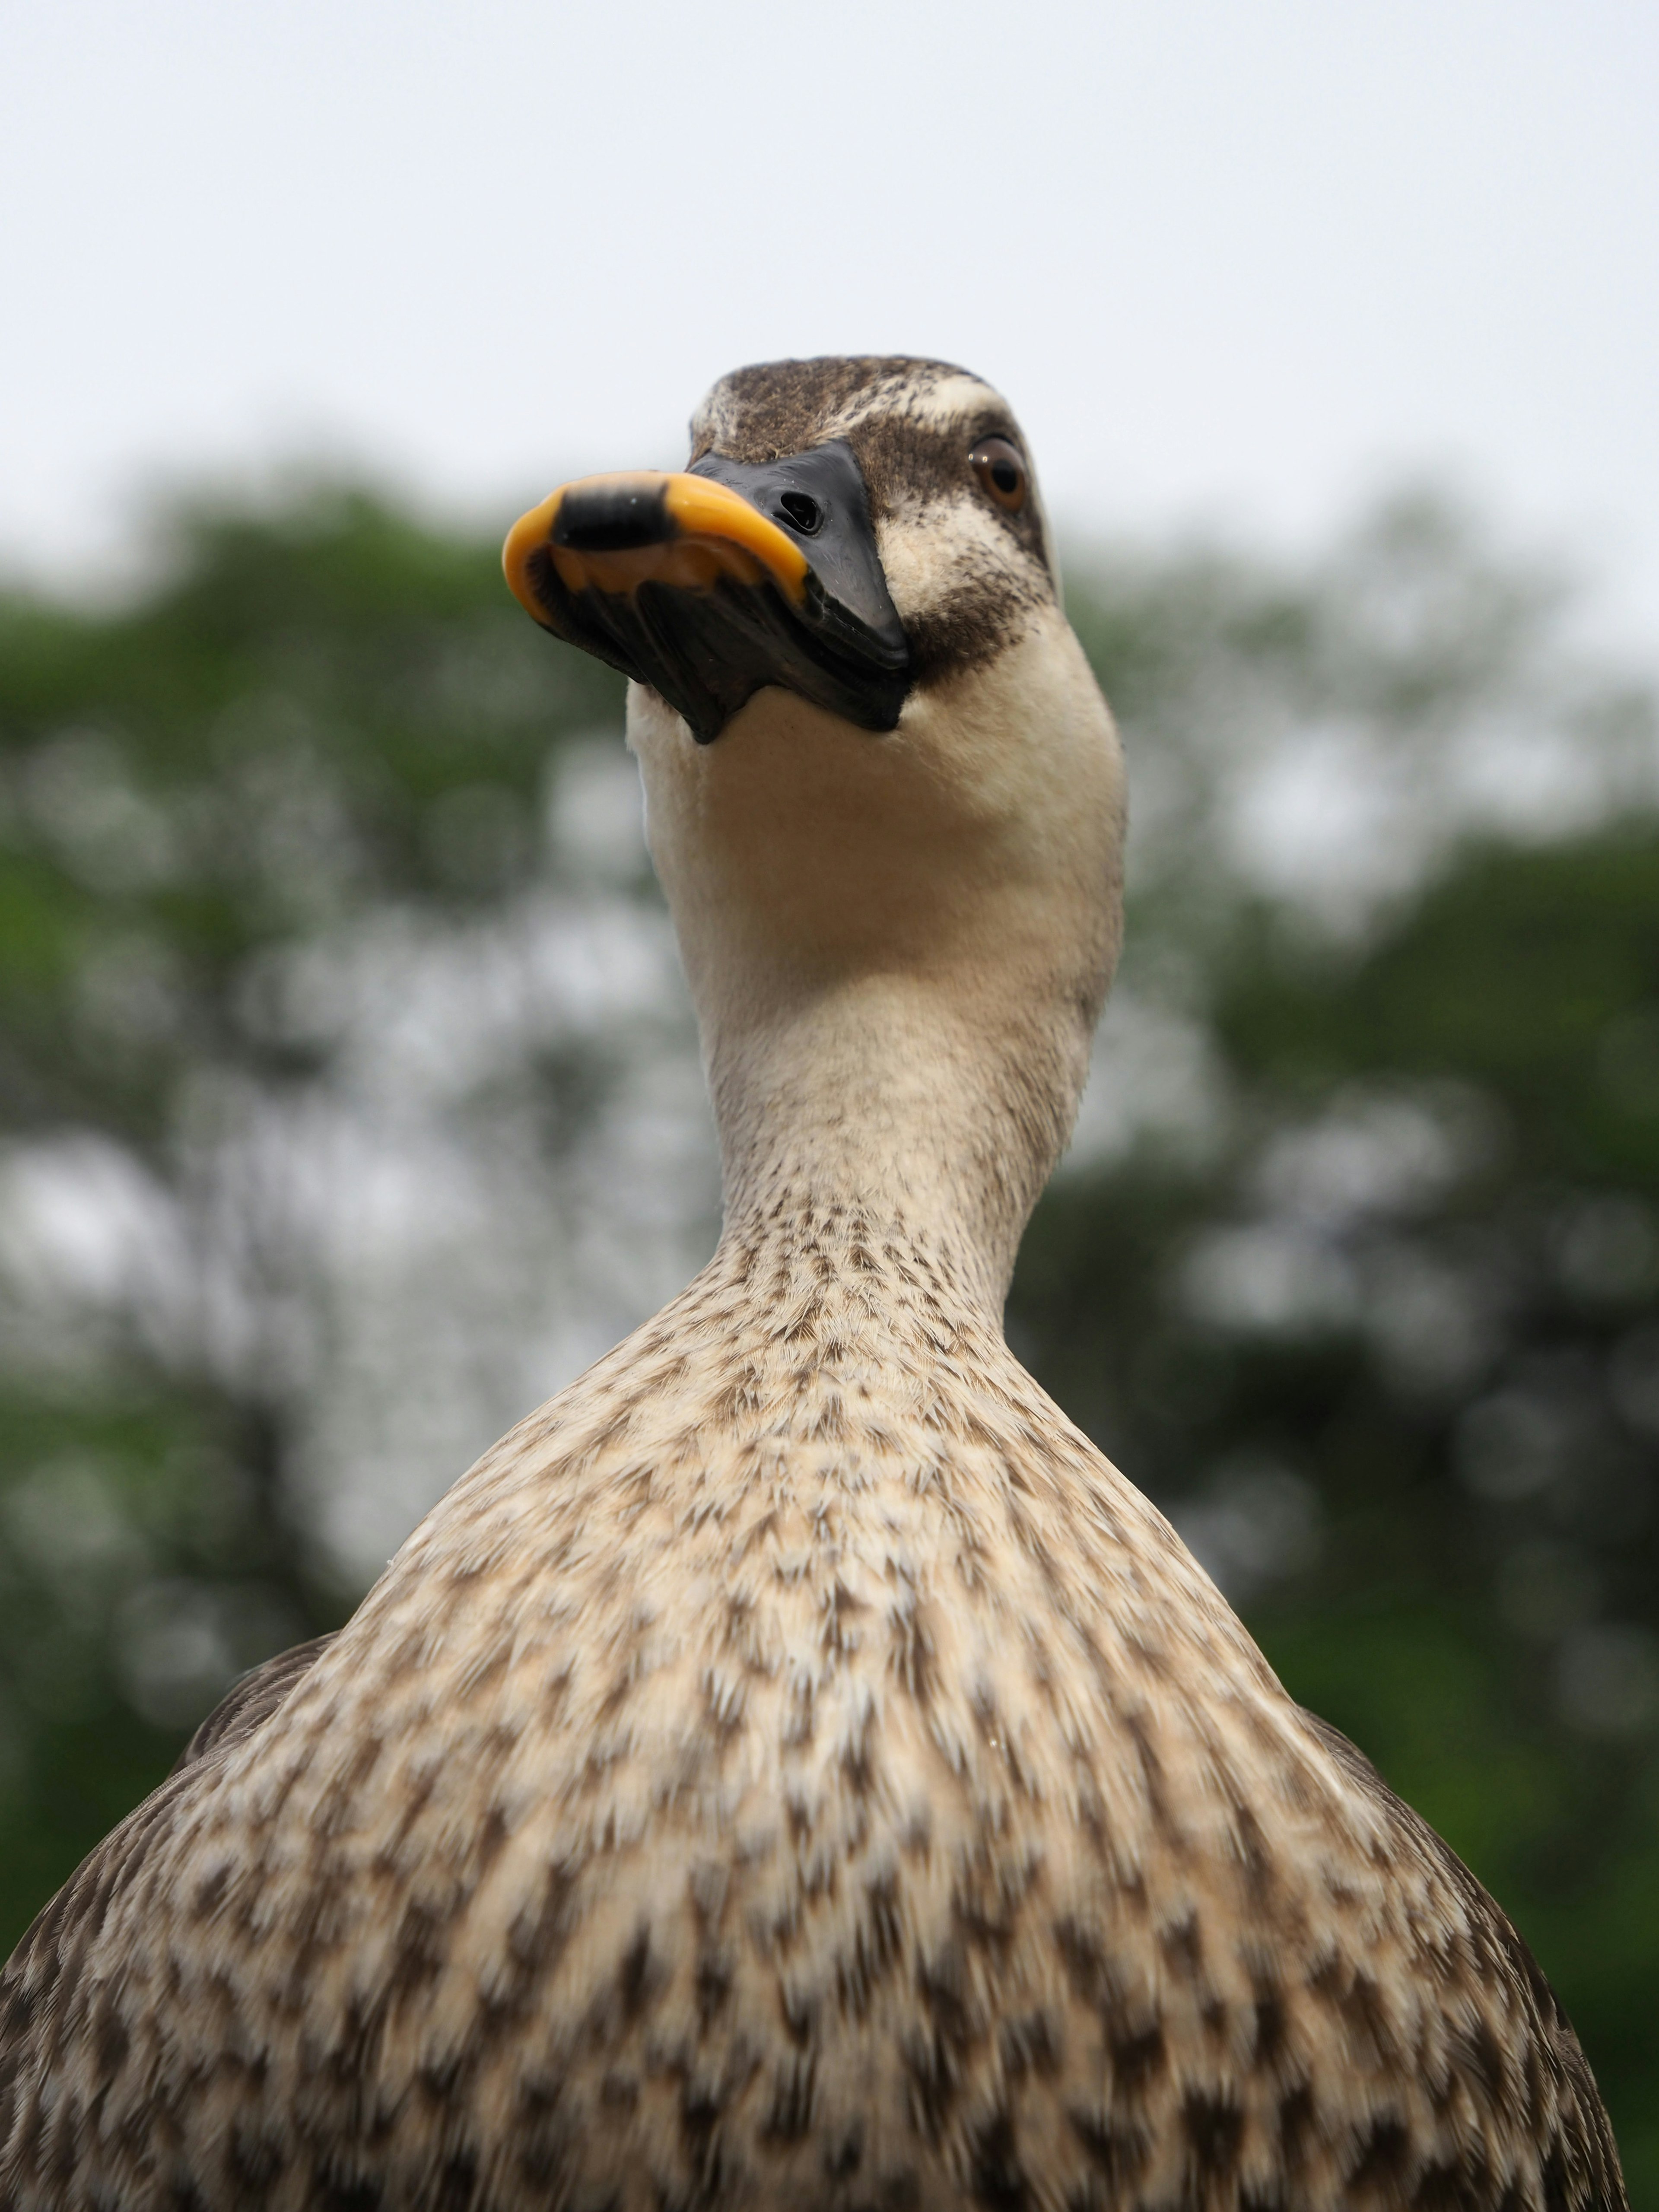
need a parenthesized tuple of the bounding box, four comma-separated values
(969, 437, 1027, 512)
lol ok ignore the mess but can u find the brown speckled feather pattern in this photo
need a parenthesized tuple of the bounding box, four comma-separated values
(0, 1200, 1622, 2209)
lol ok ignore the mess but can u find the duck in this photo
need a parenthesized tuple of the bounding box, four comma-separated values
(0, 355, 1623, 2211)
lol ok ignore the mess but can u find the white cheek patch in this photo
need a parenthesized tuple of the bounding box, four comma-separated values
(876, 493, 1033, 624)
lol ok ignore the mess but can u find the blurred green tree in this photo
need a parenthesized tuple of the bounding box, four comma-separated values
(1, 480, 1656, 2187)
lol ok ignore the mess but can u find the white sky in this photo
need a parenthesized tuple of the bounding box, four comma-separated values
(4, 0, 1657, 656)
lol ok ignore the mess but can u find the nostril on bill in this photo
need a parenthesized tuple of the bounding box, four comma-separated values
(776, 491, 823, 536)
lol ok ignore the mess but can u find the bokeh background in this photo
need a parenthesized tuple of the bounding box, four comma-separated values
(4, 0, 1659, 2188)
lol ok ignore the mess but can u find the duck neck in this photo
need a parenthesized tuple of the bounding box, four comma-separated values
(704, 967, 1088, 1321)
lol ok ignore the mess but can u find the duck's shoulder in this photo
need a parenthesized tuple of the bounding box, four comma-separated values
(1287, 1703, 1624, 2199)
(0, 1633, 336, 2120)
(976, 1358, 1626, 2199)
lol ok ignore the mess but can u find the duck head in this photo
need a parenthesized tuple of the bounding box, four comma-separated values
(506, 356, 1125, 1307)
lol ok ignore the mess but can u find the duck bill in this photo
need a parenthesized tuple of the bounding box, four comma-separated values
(503, 448, 910, 744)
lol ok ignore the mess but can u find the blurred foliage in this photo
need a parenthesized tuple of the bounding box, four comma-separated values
(2, 480, 1658, 2187)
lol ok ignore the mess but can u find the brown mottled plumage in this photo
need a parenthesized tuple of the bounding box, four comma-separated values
(0, 359, 1624, 2209)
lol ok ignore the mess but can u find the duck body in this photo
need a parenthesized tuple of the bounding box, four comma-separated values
(0, 360, 1623, 2208)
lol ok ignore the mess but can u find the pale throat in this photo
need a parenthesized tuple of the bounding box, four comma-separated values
(627, 637, 1121, 1319)
(697, 960, 1092, 1319)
